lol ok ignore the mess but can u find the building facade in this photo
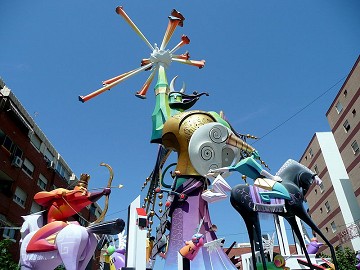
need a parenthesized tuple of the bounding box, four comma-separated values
(300, 56, 360, 254)
(0, 79, 102, 267)
(326, 56, 360, 208)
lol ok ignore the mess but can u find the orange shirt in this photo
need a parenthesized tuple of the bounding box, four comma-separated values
(34, 188, 93, 223)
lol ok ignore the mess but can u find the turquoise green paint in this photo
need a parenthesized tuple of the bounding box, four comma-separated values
(228, 156, 263, 179)
(151, 92, 170, 142)
(175, 177, 188, 189)
(151, 64, 170, 143)
(169, 93, 184, 116)
(208, 111, 231, 129)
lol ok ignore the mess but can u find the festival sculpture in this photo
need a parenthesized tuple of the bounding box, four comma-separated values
(102, 231, 127, 270)
(211, 159, 339, 270)
(79, 6, 339, 270)
(19, 163, 125, 270)
(79, 7, 261, 269)
(306, 237, 324, 255)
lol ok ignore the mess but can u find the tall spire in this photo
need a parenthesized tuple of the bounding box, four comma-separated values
(79, 6, 205, 143)
(151, 63, 170, 143)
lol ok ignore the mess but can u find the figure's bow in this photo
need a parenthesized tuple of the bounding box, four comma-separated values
(94, 162, 114, 224)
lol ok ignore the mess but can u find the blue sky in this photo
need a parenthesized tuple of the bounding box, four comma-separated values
(1, 0, 360, 267)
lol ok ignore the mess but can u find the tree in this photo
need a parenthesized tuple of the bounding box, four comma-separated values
(335, 246, 357, 270)
(318, 246, 357, 270)
(0, 239, 19, 270)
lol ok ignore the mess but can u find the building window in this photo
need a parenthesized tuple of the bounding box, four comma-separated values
(309, 148, 314, 158)
(3, 227, 16, 240)
(343, 89, 347, 97)
(13, 146, 23, 158)
(2, 136, 13, 152)
(0, 129, 5, 145)
(44, 148, 55, 164)
(22, 158, 35, 177)
(325, 227, 329, 233)
(95, 209, 102, 218)
(13, 187, 27, 207)
(56, 162, 70, 182)
(0, 131, 23, 157)
(320, 207, 323, 213)
(325, 201, 331, 213)
(335, 101, 343, 114)
(352, 109, 356, 117)
(30, 201, 42, 213)
(37, 174, 48, 190)
(30, 133, 41, 150)
(331, 221, 337, 233)
(90, 204, 96, 215)
(351, 140, 359, 155)
(319, 182, 325, 193)
(77, 216, 87, 226)
(314, 165, 319, 174)
(343, 120, 351, 133)
(0, 179, 13, 196)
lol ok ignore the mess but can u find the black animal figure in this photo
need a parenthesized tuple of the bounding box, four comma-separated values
(230, 159, 338, 270)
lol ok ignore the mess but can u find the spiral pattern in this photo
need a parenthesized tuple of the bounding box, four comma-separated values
(209, 164, 219, 170)
(209, 125, 227, 143)
(200, 145, 214, 161)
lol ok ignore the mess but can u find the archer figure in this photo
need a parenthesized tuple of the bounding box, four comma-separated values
(26, 173, 110, 253)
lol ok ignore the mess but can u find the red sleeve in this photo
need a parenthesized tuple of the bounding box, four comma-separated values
(34, 190, 58, 206)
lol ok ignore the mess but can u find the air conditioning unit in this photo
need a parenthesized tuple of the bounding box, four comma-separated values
(11, 156, 23, 168)
(47, 160, 55, 169)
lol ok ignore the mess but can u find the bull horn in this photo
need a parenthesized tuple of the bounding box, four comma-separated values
(170, 76, 186, 93)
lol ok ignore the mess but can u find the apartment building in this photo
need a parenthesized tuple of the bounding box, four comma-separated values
(0, 78, 102, 266)
(300, 56, 360, 254)
(326, 56, 360, 207)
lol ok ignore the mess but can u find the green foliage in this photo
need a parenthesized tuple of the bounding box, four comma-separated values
(317, 246, 357, 270)
(316, 252, 330, 258)
(55, 265, 66, 270)
(335, 246, 357, 270)
(0, 239, 19, 270)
